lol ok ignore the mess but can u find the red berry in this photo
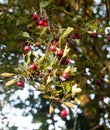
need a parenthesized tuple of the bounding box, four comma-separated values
(72, 34, 77, 39)
(62, 73, 69, 79)
(96, 79, 102, 86)
(32, 13, 39, 20)
(24, 45, 31, 52)
(100, 95, 104, 101)
(77, 35, 81, 39)
(107, 37, 110, 41)
(56, 49, 63, 56)
(35, 42, 40, 47)
(38, 20, 44, 25)
(17, 80, 24, 87)
(65, 58, 71, 65)
(30, 63, 37, 70)
(50, 45, 56, 51)
(60, 109, 68, 118)
(43, 21, 48, 27)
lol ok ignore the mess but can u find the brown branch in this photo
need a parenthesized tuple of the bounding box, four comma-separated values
(89, 124, 102, 130)
(105, 0, 109, 16)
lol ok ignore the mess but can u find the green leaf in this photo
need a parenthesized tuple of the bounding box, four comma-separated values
(23, 32, 30, 38)
(65, 83, 71, 93)
(40, 27, 48, 37)
(59, 27, 73, 43)
(18, 64, 26, 72)
(40, 0, 50, 8)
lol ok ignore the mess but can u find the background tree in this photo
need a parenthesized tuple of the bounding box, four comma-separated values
(0, 0, 110, 130)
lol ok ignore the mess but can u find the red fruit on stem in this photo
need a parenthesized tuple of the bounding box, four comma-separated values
(100, 95, 104, 101)
(56, 49, 63, 56)
(107, 37, 110, 41)
(60, 109, 68, 118)
(62, 73, 69, 79)
(50, 45, 56, 51)
(30, 63, 37, 70)
(65, 58, 71, 64)
(17, 80, 24, 87)
(35, 42, 40, 47)
(32, 13, 39, 20)
(96, 79, 102, 86)
(24, 45, 31, 52)
(38, 19, 44, 25)
(72, 34, 77, 39)
(43, 21, 48, 27)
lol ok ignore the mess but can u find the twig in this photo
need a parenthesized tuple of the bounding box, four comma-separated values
(89, 124, 102, 130)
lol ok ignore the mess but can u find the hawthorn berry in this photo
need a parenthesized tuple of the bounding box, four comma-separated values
(24, 45, 31, 52)
(100, 95, 104, 101)
(43, 21, 48, 27)
(107, 37, 110, 41)
(35, 42, 40, 47)
(50, 45, 56, 51)
(62, 73, 69, 79)
(17, 80, 24, 87)
(72, 34, 77, 39)
(64, 58, 71, 65)
(30, 63, 37, 70)
(38, 19, 44, 26)
(60, 109, 68, 118)
(72, 33, 81, 39)
(32, 13, 39, 20)
(56, 49, 63, 56)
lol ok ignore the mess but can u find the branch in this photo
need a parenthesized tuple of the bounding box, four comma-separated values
(89, 124, 102, 130)
(105, 0, 110, 17)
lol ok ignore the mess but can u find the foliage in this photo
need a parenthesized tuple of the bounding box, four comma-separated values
(0, 0, 110, 130)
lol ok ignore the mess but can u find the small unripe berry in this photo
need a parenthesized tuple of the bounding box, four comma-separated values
(60, 109, 68, 118)
(24, 45, 31, 52)
(17, 80, 24, 87)
(36, 25, 41, 30)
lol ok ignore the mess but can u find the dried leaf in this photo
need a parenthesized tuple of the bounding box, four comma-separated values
(64, 66, 71, 73)
(63, 102, 75, 108)
(47, 76, 52, 84)
(49, 103, 54, 114)
(1, 73, 15, 77)
(5, 78, 18, 87)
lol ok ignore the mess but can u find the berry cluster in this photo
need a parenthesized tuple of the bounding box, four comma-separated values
(32, 12, 48, 28)
(72, 32, 81, 39)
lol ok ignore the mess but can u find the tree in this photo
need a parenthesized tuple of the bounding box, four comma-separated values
(0, 0, 110, 130)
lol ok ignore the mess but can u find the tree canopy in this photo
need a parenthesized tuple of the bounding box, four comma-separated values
(0, 0, 110, 130)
